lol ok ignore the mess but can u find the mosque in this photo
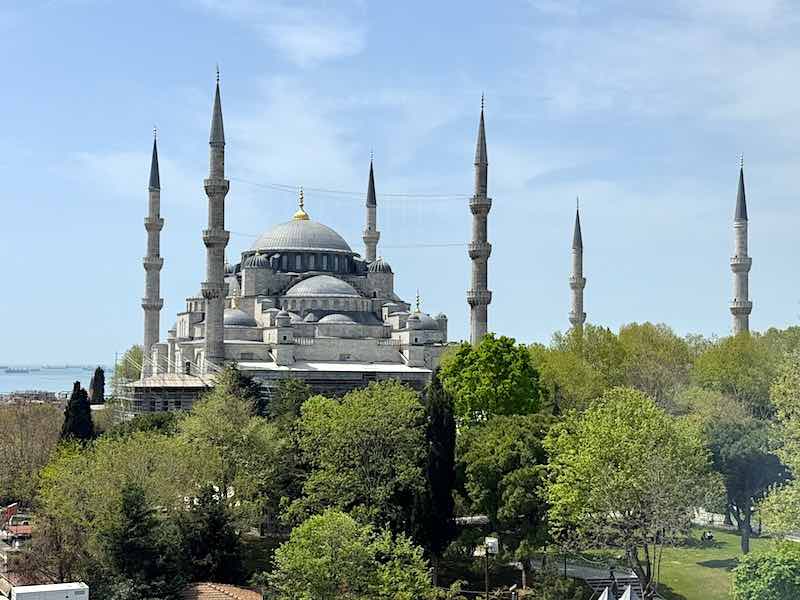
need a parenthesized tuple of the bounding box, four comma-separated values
(126, 75, 494, 413)
(126, 74, 753, 414)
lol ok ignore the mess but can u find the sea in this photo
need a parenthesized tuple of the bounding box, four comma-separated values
(0, 366, 111, 394)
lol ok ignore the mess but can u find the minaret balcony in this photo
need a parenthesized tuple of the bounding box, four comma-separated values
(730, 300, 753, 315)
(569, 311, 586, 325)
(730, 256, 752, 272)
(569, 276, 586, 289)
(203, 229, 230, 247)
(469, 196, 492, 215)
(467, 289, 493, 306)
(363, 230, 380, 243)
(201, 281, 224, 300)
(141, 298, 164, 311)
(142, 256, 164, 270)
(468, 242, 492, 260)
(144, 217, 164, 232)
(203, 178, 230, 195)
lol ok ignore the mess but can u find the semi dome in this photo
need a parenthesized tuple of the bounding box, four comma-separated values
(408, 312, 440, 331)
(285, 275, 360, 298)
(224, 308, 258, 328)
(251, 219, 352, 254)
(319, 313, 356, 324)
(244, 252, 270, 269)
(368, 257, 392, 273)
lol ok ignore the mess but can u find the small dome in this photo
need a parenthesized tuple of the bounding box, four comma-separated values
(408, 312, 440, 331)
(304, 313, 319, 323)
(224, 308, 258, 328)
(289, 312, 303, 323)
(435, 312, 447, 320)
(286, 275, 360, 298)
(319, 313, 356, 324)
(275, 310, 291, 326)
(368, 257, 393, 273)
(244, 253, 271, 269)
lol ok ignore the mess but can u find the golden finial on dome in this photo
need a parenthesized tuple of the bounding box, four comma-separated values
(293, 186, 310, 220)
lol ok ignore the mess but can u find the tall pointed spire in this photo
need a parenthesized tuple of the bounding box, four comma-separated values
(572, 198, 583, 250)
(149, 129, 160, 191)
(363, 155, 380, 262)
(735, 158, 747, 221)
(209, 70, 225, 146)
(569, 198, 586, 330)
(467, 95, 493, 345)
(202, 70, 231, 370)
(730, 156, 752, 335)
(142, 129, 165, 377)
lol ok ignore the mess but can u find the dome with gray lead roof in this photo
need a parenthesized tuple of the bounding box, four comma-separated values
(224, 309, 258, 328)
(319, 313, 356, 324)
(244, 253, 271, 269)
(285, 275, 360, 298)
(368, 257, 392, 273)
(251, 219, 352, 254)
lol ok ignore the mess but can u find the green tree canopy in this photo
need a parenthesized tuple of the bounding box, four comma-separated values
(618, 322, 692, 411)
(265, 509, 437, 600)
(544, 387, 713, 599)
(692, 333, 777, 418)
(733, 543, 800, 600)
(114, 345, 143, 383)
(440, 334, 542, 423)
(293, 380, 427, 533)
(457, 413, 551, 582)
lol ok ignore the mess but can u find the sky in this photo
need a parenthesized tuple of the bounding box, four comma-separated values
(1, 0, 799, 364)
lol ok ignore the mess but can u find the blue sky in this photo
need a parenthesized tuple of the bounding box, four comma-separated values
(1, 0, 799, 364)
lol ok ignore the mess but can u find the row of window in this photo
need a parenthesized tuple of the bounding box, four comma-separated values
(270, 252, 354, 274)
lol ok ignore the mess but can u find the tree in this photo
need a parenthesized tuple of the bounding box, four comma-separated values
(440, 334, 542, 423)
(692, 333, 776, 418)
(412, 370, 457, 576)
(114, 345, 143, 383)
(264, 510, 437, 600)
(0, 403, 62, 505)
(531, 324, 625, 412)
(61, 381, 94, 441)
(178, 369, 288, 528)
(761, 351, 800, 534)
(179, 485, 245, 584)
(88, 366, 105, 404)
(293, 380, 427, 533)
(705, 419, 790, 553)
(106, 411, 179, 438)
(220, 364, 264, 414)
(269, 378, 313, 424)
(618, 322, 692, 411)
(457, 414, 551, 584)
(544, 387, 713, 599)
(733, 543, 800, 600)
(96, 481, 182, 599)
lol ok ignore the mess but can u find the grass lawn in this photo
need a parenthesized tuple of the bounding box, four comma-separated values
(656, 527, 770, 600)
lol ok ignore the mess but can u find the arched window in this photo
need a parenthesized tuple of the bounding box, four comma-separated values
(322, 254, 328, 270)
(295, 254, 302, 270)
(333, 255, 339, 271)
(281, 255, 288, 270)
(309, 254, 316, 270)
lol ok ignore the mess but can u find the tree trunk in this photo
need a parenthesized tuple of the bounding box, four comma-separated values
(431, 554, 439, 586)
(723, 503, 733, 526)
(740, 506, 752, 554)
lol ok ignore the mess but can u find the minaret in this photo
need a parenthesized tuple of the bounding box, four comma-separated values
(467, 96, 492, 345)
(569, 199, 586, 330)
(201, 70, 230, 370)
(142, 129, 164, 378)
(730, 157, 752, 335)
(363, 156, 380, 262)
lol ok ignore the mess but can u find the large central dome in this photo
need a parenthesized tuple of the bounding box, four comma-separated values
(251, 219, 352, 254)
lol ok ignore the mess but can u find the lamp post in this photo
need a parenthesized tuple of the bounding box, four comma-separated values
(484, 536, 498, 599)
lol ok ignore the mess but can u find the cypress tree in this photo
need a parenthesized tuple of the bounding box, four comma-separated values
(61, 381, 94, 441)
(413, 368, 457, 574)
(89, 366, 105, 405)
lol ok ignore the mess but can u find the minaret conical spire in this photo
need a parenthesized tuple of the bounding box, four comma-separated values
(209, 73, 225, 146)
(474, 95, 488, 197)
(149, 129, 160, 191)
(572, 198, 583, 250)
(363, 155, 380, 262)
(735, 160, 747, 221)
